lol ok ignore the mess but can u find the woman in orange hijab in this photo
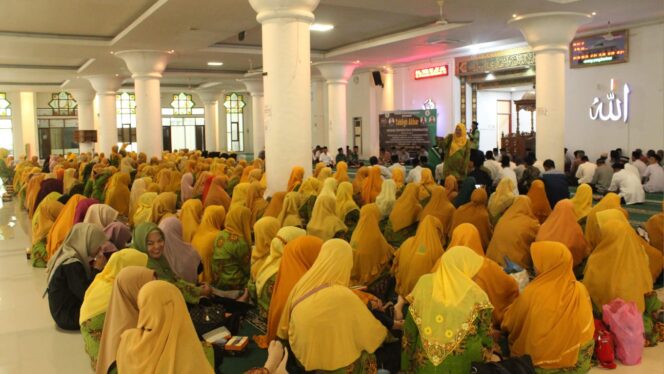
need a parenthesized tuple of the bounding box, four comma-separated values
(433, 223, 519, 327)
(46, 194, 86, 259)
(645, 201, 663, 252)
(240, 166, 255, 183)
(287, 166, 304, 192)
(203, 176, 231, 211)
(391, 167, 405, 190)
(419, 185, 456, 247)
(392, 215, 444, 298)
(191, 206, 226, 283)
(360, 166, 382, 205)
(258, 236, 322, 347)
(444, 175, 458, 202)
(313, 162, 326, 178)
(418, 169, 437, 203)
(263, 192, 286, 218)
(584, 192, 624, 249)
(450, 188, 492, 249)
(536, 199, 589, 267)
(192, 171, 211, 199)
(526, 180, 551, 224)
(104, 172, 131, 217)
(502, 242, 594, 372)
(349, 204, 394, 286)
(384, 183, 422, 247)
(25, 173, 46, 218)
(333, 161, 350, 183)
(352, 167, 369, 196)
(486, 196, 540, 270)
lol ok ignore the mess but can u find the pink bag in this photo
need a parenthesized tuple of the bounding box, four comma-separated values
(602, 298, 645, 365)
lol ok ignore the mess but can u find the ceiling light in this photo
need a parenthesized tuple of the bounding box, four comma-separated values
(510, 87, 515, 91)
(207, 62, 224, 66)
(310, 23, 334, 32)
(591, 12, 597, 16)
(353, 60, 361, 64)
(512, 14, 517, 18)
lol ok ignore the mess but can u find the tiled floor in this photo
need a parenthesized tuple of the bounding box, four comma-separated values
(0, 190, 662, 373)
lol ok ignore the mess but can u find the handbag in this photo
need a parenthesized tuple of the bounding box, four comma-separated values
(471, 355, 535, 374)
(593, 319, 617, 369)
(188, 298, 227, 336)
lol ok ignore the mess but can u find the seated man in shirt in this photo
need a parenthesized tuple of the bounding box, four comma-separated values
(609, 162, 645, 205)
(406, 157, 423, 183)
(468, 150, 493, 195)
(348, 145, 360, 167)
(379, 148, 391, 165)
(318, 146, 334, 166)
(370, 156, 391, 179)
(643, 154, 664, 193)
(388, 154, 406, 178)
(496, 155, 519, 195)
(518, 153, 541, 194)
(590, 157, 613, 194)
(631, 150, 647, 178)
(483, 151, 501, 182)
(397, 147, 410, 164)
(335, 147, 347, 164)
(542, 159, 570, 208)
(575, 155, 597, 185)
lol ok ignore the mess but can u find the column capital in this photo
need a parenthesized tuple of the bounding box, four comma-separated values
(86, 75, 126, 95)
(508, 12, 592, 53)
(196, 89, 222, 105)
(314, 61, 358, 84)
(113, 50, 173, 79)
(238, 71, 264, 96)
(249, 0, 319, 24)
(68, 88, 96, 105)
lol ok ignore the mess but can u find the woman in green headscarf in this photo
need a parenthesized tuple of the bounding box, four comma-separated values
(132, 222, 210, 304)
(211, 206, 253, 291)
(441, 123, 472, 181)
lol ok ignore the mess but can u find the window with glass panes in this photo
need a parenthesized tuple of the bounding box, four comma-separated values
(37, 92, 79, 158)
(224, 92, 245, 152)
(161, 93, 205, 151)
(116, 92, 137, 152)
(0, 93, 13, 154)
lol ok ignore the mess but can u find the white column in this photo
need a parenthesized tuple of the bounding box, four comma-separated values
(19, 92, 38, 159)
(509, 12, 591, 169)
(114, 50, 172, 158)
(86, 75, 124, 155)
(249, 0, 320, 195)
(239, 72, 265, 159)
(314, 61, 357, 157)
(69, 88, 96, 153)
(310, 77, 326, 147)
(196, 90, 221, 152)
(381, 67, 395, 112)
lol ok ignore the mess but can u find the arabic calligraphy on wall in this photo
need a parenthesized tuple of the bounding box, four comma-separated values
(589, 79, 630, 123)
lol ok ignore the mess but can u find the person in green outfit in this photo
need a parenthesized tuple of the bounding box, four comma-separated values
(440, 123, 472, 181)
(132, 222, 211, 304)
(211, 206, 253, 291)
(469, 121, 480, 150)
(401, 246, 494, 373)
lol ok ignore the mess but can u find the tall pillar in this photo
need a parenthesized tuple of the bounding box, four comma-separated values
(314, 61, 357, 157)
(509, 12, 591, 169)
(19, 92, 38, 159)
(239, 72, 265, 159)
(114, 50, 172, 158)
(196, 89, 221, 152)
(310, 77, 326, 147)
(381, 67, 395, 112)
(249, 0, 320, 195)
(86, 75, 125, 155)
(69, 88, 96, 154)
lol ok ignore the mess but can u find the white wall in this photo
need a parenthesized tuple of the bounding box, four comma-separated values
(565, 23, 664, 160)
(476, 91, 511, 152)
(346, 72, 378, 158)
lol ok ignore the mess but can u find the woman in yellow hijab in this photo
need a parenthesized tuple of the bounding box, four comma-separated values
(352, 166, 369, 195)
(230, 182, 250, 209)
(180, 199, 203, 243)
(391, 167, 405, 190)
(375, 179, 397, 219)
(104, 172, 131, 217)
(334, 161, 350, 183)
(488, 177, 516, 225)
(392, 215, 444, 297)
(282, 239, 387, 372)
(239, 165, 255, 183)
(211, 206, 252, 291)
(297, 177, 321, 225)
(527, 179, 551, 224)
(79, 249, 148, 368)
(263, 192, 286, 218)
(25, 172, 46, 218)
(450, 188, 493, 249)
(360, 166, 382, 205)
(250, 217, 280, 282)
(442, 123, 471, 180)
(503, 242, 595, 371)
(420, 185, 456, 246)
(46, 194, 86, 259)
(306, 195, 347, 241)
(336, 181, 360, 238)
(191, 206, 226, 283)
(486, 196, 540, 270)
(132, 192, 158, 227)
(277, 192, 303, 228)
(349, 203, 394, 287)
(149, 192, 177, 224)
(419, 168, 436, 202)
(313, 162, 326, 178)
(384, 183, 422, 247)
(317, 166, 333, 182)
(570, 183, 593, 222)
(63, 168, 77, 194)
(287, 166, 305, 192)
(115, 281, 213, 374)
(584, 192, 624, 249)
(31, 199, 64, 267)
(536, 199, 589, 267)
(128, 177, 150, 225)
(443, 175, 458, 201)
(583, 211, 653, 312)
(402, 246, 492, 372)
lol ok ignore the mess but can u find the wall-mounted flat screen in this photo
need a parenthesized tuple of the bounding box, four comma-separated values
(570, 29, 628, 68)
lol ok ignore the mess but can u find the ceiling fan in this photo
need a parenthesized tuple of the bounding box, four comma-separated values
(412, 0, 470, 46)
(433, 0, 473, 26)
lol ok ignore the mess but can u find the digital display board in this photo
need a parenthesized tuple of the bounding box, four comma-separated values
(414, 65, 449, 80)
(570, 29, 628, 68)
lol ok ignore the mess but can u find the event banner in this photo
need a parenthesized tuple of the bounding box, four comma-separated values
(379, 109, 439, 164)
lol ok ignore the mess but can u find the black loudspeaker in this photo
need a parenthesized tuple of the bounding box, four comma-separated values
(372, 71, 384, 87)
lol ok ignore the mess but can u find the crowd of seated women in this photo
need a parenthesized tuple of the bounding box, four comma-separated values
(7, 138, 663, 374)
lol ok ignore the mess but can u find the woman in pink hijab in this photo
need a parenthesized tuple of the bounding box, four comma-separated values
(157, 216, 202, 283)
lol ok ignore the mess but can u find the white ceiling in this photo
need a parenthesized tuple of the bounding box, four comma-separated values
(0, 0, 660, 92)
